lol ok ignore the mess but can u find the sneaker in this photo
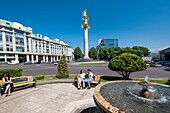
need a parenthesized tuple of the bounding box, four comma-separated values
(87, 87, 91, 89)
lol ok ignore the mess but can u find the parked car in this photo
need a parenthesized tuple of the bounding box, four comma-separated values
(8, 60, 19, 65)
(164, 61, 170, 66)
(146, 63, 150, 67)
(150, 62, 161, 67)
(53, 62, 58, 65)
(24, 61, 33, 65)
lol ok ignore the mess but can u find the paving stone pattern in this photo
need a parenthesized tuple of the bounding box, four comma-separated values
(0, 83, 95, 113)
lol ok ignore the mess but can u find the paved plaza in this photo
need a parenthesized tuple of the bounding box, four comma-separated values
(0, 83, 95, 113)
(0, 63, 170, 79)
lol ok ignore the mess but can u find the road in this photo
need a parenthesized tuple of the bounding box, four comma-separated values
(0, 64, 170, 79)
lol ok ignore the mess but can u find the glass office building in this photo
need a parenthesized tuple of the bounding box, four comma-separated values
(97, 38, 118, 49)
(0, 19, 73, 63)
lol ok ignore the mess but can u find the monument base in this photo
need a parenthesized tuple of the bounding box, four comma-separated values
(76, 58, 95, 62)
(83, 56, 90, 59)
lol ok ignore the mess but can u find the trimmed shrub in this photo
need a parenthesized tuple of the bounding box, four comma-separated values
(108, 53, 147, 79)
(0, 68, 23, 79)
(56, 55, 69, 78)
(166, 78, 170, 85)
(35, 75, 45, 80)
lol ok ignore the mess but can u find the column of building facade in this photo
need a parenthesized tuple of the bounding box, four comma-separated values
(43, 55, 45, 62)
(31, 55, 34, 63)
(2, 30, 6, 62)
(12, 30, 16, 52)
(26, 55, 29, 62)
(44, 41, 47, 62)
(53, 56, 55, 62)
(2, 31, 6, 51)
(4, 54, 7, 62)
(37, 40, 40, 53)
(23, 33, 27, 52)
(46, 56, 48, 62)
(15, 54, 18, 62)
(28, 37, 31, 52)
(56, 56, 58, 61)
(36, 55, 38, 62)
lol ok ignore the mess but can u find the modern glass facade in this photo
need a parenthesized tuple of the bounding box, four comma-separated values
(97, 38, 118, 49)
(0, 18, 73, 64)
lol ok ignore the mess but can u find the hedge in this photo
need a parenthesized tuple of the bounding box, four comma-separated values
(0, 68, 23, 79)
(35, 75, 45, 80)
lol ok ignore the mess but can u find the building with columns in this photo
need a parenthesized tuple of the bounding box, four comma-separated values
(0, 19, 73, 63)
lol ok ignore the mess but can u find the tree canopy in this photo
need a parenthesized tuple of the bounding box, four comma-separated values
(108, 53, 147, 79)
(98, 46, 150, 61)
(89, 47, 98, 60)
(74, 47, 83, 60)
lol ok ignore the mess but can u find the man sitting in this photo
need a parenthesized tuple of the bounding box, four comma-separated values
(86, 69, 94, 89)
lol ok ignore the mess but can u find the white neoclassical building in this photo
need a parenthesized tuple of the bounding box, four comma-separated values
(0, 19, 73, 63)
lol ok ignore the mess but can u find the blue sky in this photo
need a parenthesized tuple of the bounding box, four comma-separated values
(0, 0, 170, 53)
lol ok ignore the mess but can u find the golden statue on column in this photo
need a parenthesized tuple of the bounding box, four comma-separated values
(82, 9, 90, 28)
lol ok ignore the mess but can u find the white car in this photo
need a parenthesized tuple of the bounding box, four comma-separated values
(53, 62, 58, 65)
(8, 60, 19, 65)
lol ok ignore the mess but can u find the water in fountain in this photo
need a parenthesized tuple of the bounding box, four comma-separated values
(100, 81, 170, 113)
(127, 75, 168, 102)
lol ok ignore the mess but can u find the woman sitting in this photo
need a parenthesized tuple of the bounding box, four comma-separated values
(2, 74, 13, 96)
(77, 70, 86, 90)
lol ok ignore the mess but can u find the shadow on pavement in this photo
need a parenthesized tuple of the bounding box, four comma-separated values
(101, 76, 131, 82)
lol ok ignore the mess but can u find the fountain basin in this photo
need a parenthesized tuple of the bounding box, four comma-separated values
(93, 81, 170, 113)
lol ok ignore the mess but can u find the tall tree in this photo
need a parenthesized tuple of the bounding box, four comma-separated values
(89, 47, 98, 60)
(98, 48, 109, 60)
(56, 55, 69, 78)
(132, 46, 150, 57)
(108, 53, 147, 79)
(74, 47, 83, 60)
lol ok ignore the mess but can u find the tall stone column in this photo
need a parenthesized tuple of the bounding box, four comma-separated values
(82, 9, 90, 59)
(84, 28, 89, 59)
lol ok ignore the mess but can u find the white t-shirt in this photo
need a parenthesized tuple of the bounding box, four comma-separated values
(88, 72, 94, 79)
(79, 73, 86, 79)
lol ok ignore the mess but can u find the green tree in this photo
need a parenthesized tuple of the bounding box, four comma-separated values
(132, 46, 150, 57)
(74, 47, 83, 60)
(108, 53, 147, 79)
(89, 47, 98, 60)
(56, 55, 69, 78)
(98, 48, 109, 60)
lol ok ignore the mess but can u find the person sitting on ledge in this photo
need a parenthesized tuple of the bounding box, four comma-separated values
(77, 69, 86, 90)
(2, 74, 13, 96)
(86, 69, 94, 89)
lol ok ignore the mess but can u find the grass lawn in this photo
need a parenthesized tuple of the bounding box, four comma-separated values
(100, 76, 169, 85)
(80, 62, 109, 66)
(132, 78, 168, 85)
(35, 74, 169, 85)
(36, 74, 77, 82)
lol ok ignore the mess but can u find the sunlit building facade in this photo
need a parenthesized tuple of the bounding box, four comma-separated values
(0, 19, 73, 63)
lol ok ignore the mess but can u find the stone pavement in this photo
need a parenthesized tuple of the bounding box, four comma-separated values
(0, 83, 95, 113)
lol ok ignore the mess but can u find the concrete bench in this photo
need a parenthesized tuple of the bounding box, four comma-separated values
(0, 76, 36, 96)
